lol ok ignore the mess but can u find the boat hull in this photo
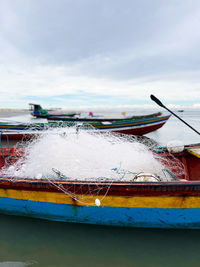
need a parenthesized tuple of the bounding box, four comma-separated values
(32, 113, 79, 118)
(0, 175, 200, 228)
(1, 196, 200, 229)
(0, 143, 199, 229)
(0, 115, 170, 140)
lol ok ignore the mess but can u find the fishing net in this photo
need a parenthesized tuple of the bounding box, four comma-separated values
(0, 126, 185, 206)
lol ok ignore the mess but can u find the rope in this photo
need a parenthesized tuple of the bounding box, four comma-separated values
(0, 131, 10, 167)
(5, 133, 10, 166)
(0, 131, 6, 166)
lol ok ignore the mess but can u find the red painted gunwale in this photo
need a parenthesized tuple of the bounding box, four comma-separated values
(0, 177, 200, 197)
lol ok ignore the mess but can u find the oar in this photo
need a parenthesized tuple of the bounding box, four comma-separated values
(150, 94, 200, 136)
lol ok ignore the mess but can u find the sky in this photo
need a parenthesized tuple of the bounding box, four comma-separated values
(1, 0, 200, 109)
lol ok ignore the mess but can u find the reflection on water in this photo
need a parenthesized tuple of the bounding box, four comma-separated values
(0, 214, 200, 266)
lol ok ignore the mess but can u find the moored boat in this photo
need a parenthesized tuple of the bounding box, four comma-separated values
(0, 112, 170, 140)
(0, 143, 200, 228)
(29, 103, 80, 118)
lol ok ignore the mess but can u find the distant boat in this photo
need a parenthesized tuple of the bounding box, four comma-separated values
(0, 143, 199, 228)
(29, 103, 80, 118)
(178, 110, 184, 113)
(0, 112, 170, 140)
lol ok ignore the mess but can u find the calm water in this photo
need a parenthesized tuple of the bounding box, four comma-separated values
(0, 109, 200, 267)
(146, 109, 200, 146)
(1, 215, 200, 267)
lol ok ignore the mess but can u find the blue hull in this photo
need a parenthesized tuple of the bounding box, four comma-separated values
(0, 197, 200, 229)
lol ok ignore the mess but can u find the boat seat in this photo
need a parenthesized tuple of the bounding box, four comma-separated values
(186, 146, 200, 158)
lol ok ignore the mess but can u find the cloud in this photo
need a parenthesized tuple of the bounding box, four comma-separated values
(0, 0, 200, 108)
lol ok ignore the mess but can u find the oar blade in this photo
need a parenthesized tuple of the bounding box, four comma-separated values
(150, 95, 164, 108)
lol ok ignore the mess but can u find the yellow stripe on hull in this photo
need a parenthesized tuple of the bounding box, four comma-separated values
(0, 188, 200, 209)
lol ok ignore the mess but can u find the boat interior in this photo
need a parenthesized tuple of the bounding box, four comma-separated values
(0, 144, 199, 183)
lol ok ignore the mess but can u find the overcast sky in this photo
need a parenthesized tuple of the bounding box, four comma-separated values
(1, 0, 200, 109)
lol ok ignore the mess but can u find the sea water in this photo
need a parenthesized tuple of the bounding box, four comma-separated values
(0, 109, 200, 266)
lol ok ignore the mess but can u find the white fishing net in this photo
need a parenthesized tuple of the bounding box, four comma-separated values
(1, 127, 184, 182)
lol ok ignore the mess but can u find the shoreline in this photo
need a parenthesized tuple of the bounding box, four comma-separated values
(0, 110, 29, 118)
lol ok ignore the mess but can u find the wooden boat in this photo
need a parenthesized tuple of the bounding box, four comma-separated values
(0, 112, 170, 140)
(0, 144, 200, 228)
(29, 103, 80, 118)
